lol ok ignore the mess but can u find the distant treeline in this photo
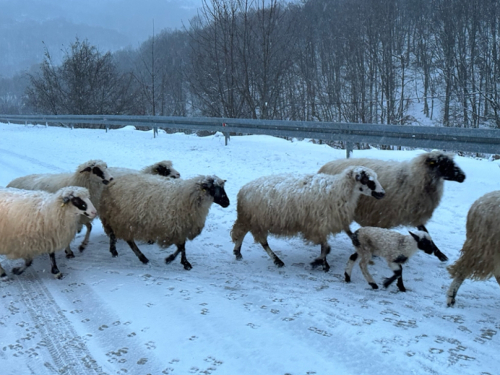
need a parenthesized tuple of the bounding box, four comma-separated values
(1, 0, 499, 128)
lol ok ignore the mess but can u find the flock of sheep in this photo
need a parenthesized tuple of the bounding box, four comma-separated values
(0, 150, 498, 307)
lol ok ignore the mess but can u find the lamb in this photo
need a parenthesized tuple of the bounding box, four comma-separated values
(318, 151, 466, 262)
(7, 160, 113, 258)
(99, 174, 230, 269)
(108, 160, 181, 179)
(446, 191, 500, 307)
(0, 186, 96, 280)
(231, 166, 385, 271)
(344, 227, 439, 291)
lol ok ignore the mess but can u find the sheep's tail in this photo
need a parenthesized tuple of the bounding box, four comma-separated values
(447, 240, 494, 281)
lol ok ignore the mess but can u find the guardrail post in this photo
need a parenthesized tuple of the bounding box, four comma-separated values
(222, 122, 230, 145)
(153, 125, 158, 138)
(345, 142, 353, 158)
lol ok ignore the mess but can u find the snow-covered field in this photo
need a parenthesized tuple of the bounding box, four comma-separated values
(0, 123, 499, 375)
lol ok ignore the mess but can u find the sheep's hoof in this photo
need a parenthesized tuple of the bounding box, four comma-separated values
(369, 283, 379, 289)
(54, 272, 64, 280)
(165, 255, 176, 264)
(138, 255, 149, 264)
(110, 250, 119, 257)
(147, 240, 155, 245)
(446, 294, 456, 307)
(344, 272, 351, 282)
(11, 267, 24, 275)
(310, 258, 328, 272)
(234, 252, 243, 260)
(78, 244, 87, 252)
(65, 252, 75, 259)
(274, 259, 285, 267)
(1, 273, 8, 281)
(182, 262, 193, 270)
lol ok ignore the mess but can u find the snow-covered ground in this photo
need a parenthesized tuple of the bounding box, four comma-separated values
(0, 123, 499, 375)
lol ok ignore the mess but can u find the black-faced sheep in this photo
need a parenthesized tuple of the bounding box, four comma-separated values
(7, 160, 113, 258)
(318, 151, 466, 262)
(345, 227, 439, 291)
(231, 166, 385, 272)
(446, 190, 500, 307)
(99, 174, 230, 269)
(0, 186, 96, 280)
(108, 160, 181, 179)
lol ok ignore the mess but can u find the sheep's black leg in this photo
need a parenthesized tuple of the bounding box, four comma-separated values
(231, 224, 248, 260)
(417, 225, 448, 262)
(260, 241, 284, 267)
(446, 274, 465, 307)
(49, 253, 63, 279)
(165, 243, 192, 270)
(310, 243, 331, 272)
(165, 249, 181, 263)
(109, 230, 119, 257)
(79, 222, 92, 252)
(126, 240, 149, 264)
(179, 243, 192, 270)
(396, 273, 406, 292)
(344, 252, 358, 282)
(12, 258, 33, 276)
(383, 264, 403, 290)
(0, 262, 7, 279)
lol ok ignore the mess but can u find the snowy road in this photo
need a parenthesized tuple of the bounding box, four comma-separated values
(1, 123, 499, 374)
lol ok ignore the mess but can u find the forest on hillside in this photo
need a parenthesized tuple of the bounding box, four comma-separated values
(1, 0, 499, 129)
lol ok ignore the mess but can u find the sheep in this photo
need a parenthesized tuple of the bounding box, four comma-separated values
(231, 166, 385, 272)
(108, 160, 181, 179)
(0, 186, 96, 280)
(446, 190, 500, 307)
(344, 227, 439, 291)
(7, 160, 113, 258)
(318, 151, 466, 262)
(99, 174, 230, 269)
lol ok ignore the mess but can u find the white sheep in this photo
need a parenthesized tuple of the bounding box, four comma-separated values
(345, 227, 439, 291)
(108, 160, 181, 179)
(446, 190, 500, 307)
(231, 166, 385, 271)
(318, 151, 466, 262)
(7, 159, 113, 258)
(0, 186, 96, 280)
(99, 174, 230, 269)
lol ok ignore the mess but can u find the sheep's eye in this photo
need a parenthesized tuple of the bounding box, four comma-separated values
(71, 197, 88, 211)
(92, 167, 105, 179)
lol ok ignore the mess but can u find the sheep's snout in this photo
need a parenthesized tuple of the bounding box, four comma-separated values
(85, 209, 97, 219)
(102, 178, 112, 185)
(450, 168, 466, 183)
(371, 190, 385, 199)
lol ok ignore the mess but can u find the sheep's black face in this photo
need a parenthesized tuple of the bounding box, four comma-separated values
(427, 155, 466, 183)
(357, 170, 385, 199)
(212, 186, 230, 208)
(156, 165, 172, 177)
(202, 178, 230, 207)
(92, 166, 113, 184)
(409, 232, 440, 255)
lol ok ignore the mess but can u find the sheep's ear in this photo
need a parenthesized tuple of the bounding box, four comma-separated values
(80, 166, 92, 173)
(409, 231, 419, 242)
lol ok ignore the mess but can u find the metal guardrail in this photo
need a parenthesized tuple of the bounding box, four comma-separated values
(1, 114, 500, 156)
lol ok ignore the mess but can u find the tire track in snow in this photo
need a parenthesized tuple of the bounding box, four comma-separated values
(13, 270, 107, 375)
(0, 148, 65, 173)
